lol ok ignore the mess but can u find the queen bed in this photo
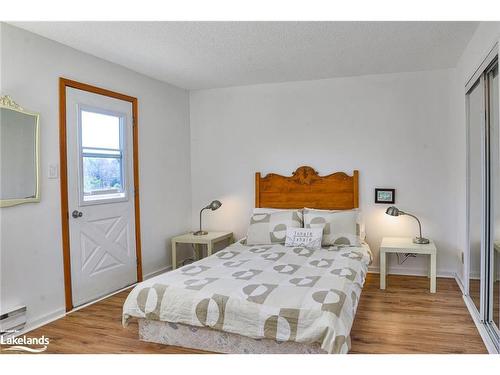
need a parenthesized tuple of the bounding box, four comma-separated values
(123, 166, 372, 354)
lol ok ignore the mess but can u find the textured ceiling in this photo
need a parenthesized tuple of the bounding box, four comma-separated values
(12, 21, 478, 90)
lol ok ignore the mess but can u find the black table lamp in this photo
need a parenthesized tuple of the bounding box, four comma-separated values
(385, 206, 430, 244)
(193, 200, 222, 236)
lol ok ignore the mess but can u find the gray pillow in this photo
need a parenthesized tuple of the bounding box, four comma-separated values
(246, 210, 303, 245)
(303, 209, 361, 247)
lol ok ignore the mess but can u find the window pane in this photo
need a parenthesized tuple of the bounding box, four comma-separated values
(83, 156, 123, 195)
(81, 110, 120, 149)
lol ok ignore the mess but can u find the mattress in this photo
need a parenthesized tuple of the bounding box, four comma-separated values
(123, 240, 372, 353)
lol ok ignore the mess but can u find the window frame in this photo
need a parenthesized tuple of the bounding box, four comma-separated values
(77, 104, 128, 206)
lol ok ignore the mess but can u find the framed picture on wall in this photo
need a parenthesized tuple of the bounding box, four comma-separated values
(375, 188, 395, 204)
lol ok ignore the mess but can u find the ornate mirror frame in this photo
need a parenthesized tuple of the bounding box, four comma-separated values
(0, 95, 40, 207)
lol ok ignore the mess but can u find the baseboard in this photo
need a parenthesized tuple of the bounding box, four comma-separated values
(12, 308, 66, 338)
(368, 265, 455, 278)
(69, 284, 136, 314)
(144, 265, 171, 279)
(144, 256, 197, 280)
(454, 273, 466, 294)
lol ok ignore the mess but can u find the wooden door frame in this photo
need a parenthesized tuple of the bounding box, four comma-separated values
(59, 78, 143, 312)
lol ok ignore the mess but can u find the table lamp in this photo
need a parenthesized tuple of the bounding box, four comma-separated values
(193, 200, 222, 236)
(385, 206, 430, 244)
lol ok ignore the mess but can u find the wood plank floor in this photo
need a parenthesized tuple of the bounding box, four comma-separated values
(349, 274, 486, 353)
(3, 274, 487, 354)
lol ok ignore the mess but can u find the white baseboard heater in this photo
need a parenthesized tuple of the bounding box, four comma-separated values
(0, 306, 27, 338)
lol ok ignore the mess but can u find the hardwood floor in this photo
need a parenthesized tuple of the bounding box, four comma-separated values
(349, 274, 486, 354)
(3, 274, 487, 354)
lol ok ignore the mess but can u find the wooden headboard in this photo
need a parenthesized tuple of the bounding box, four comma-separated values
(255, 166, 359, 210)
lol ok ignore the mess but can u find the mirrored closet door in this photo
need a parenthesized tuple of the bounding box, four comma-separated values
(466, 44, 500, 351)
(488, 63, 499, 333)
(467, 78, 484, 314)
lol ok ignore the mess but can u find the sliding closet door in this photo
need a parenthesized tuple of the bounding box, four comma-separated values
(488, 63, 499, 332)
(465, 46, 500, 352)
(467, 79, 486, 313)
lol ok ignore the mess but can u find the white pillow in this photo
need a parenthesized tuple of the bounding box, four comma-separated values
(304, 208, 365, 241)
(304, 209, 361, 247)
(285, 227, 323, 250)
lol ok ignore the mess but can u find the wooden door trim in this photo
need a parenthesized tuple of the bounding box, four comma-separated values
(59, 78, 143, 312)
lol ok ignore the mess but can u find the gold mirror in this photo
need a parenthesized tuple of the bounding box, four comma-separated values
(0, 95, 40, 207)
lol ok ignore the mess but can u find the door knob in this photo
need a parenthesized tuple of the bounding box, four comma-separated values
(72, 210, 83, 218)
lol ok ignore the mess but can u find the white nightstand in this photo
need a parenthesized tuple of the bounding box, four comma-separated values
(379, 237, 437, 293)
(171, 231, 234, 270)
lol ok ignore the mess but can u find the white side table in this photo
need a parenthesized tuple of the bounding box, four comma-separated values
(379, 237, 437, 293)
(171, 231, 234, 270)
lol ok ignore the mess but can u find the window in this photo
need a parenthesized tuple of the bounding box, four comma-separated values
(79, 108, 126, 202)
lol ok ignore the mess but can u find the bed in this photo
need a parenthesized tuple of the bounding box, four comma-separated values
(123, 166, 372, 354)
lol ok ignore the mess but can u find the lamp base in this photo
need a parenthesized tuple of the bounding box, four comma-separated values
(193, 230, 208, 236)
(413, 237, 430, 244)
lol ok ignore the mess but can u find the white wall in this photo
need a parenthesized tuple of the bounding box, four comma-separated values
(0, 24, 192, 328)
(190, 69, 460, 277)
(452, 22, 500, 286)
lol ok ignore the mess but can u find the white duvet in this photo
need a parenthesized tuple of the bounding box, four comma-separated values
(123, 240, 372, 353)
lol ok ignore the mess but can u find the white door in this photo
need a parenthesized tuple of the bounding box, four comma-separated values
(66, 87, 137, 307)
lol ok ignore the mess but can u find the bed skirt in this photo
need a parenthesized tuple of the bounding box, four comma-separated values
(137, 319, 347, 354)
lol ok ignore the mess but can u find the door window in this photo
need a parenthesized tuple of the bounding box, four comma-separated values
(79, 107, 126, 203)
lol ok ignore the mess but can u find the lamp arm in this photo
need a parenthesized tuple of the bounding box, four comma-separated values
(199, 207, 208, 232)
(404, 212, 423, 239)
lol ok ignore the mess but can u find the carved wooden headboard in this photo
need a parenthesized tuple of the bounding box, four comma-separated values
(255, 166, 359, 210)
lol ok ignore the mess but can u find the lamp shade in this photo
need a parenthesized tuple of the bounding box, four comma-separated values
(206, 200, 222, 211)
(385, 206, 401, 216)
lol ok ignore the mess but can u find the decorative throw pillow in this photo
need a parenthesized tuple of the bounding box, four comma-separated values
(303, 209, 361, 247)
(285, 227, 323, 250)
(246, 210, 303, 245)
